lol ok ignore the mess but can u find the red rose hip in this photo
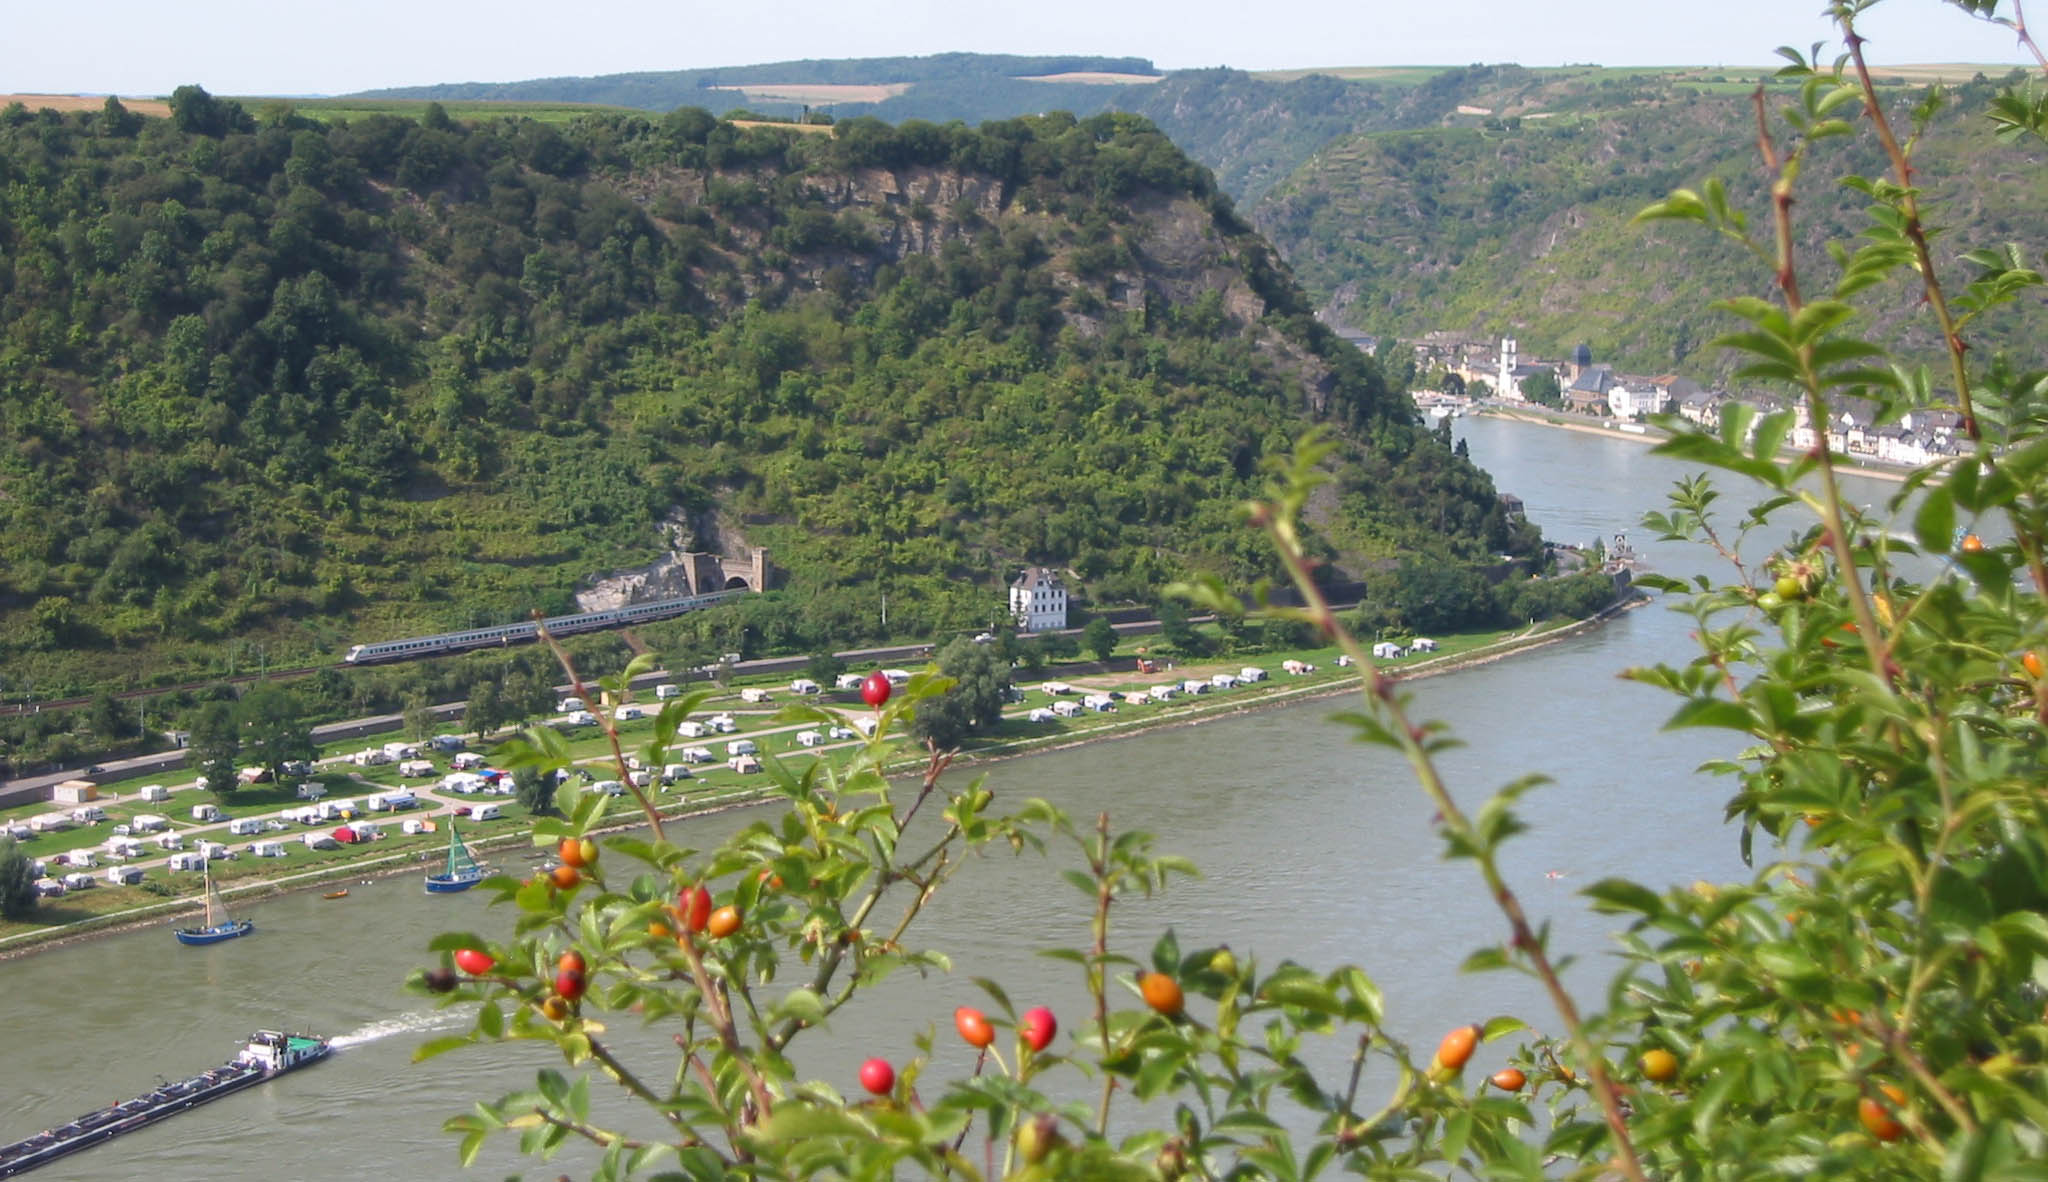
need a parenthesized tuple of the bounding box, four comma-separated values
(858, 1057, 895, 1095)
(1020, 1006, 1057, 1052)
(861, 670, 891, 708)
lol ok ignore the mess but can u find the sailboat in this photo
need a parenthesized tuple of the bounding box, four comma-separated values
(424, 820, 484, 893)
(174, 863, 255, 945)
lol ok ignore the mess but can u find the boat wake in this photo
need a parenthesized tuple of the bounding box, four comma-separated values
(328, 1010, 465, 1049)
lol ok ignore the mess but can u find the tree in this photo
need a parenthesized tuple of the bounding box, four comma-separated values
(87, 692, 132, 744)
(403, 692, 435, 741)
(908, 637, 1011, 750)
(1158, 597, 1207, 657)
(513, 762, 556, 816)
(190, 701, 241, 800)
(0, 837, 35, 919)
(237, 687, 317, 786)
(1519, 368, 1561, 407)
(465, 680, 506, 740)
(1082, 617, 1118, 662)
(805, 651, 847, 687)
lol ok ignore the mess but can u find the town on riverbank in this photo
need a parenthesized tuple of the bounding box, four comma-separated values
(0, 599, 1642, 957)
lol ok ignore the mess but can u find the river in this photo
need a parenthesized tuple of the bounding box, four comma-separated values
(0, 417, 1914, 1179)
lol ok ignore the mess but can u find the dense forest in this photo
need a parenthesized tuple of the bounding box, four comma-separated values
(0, 90, 1534, 703)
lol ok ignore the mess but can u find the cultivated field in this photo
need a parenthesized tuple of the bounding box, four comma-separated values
(704, 83, 911, 104)
(1014, 72, 1165, 85)
(4, 94, 170, 117)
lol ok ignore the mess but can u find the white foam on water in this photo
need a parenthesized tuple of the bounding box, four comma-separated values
(328, 1009, 466, 1049)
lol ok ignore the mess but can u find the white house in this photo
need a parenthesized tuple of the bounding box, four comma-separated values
(1009, 567, 1069, 632)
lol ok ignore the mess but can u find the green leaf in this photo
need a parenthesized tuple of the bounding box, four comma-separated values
(1664, 698, 1755, 732)
(1914, 483, 1957, 551)
(1581, 878, 1667, 919)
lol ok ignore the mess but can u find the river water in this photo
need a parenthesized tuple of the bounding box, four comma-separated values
(0, 418, 1913, 1180)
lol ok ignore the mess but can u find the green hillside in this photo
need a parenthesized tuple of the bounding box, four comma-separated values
(0, 90, 1531, 700)
(1255, 70, 2047, 372)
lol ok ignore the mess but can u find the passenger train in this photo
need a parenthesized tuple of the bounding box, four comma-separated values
(343, 589, 748, 665)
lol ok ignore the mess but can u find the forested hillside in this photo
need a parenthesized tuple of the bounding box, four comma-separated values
(0, 90, 1531, 698)
(357, 55, 2045, 372)
(1257, 70, 2048, 371)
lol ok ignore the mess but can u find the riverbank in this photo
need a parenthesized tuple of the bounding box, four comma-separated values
(1475, 406, 1912, 485)
(0, 600, 1644, 960)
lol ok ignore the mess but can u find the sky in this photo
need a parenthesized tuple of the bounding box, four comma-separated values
(3, 0, 2033, 98)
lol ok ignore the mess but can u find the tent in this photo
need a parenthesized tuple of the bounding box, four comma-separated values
(333, 826, 360, 844)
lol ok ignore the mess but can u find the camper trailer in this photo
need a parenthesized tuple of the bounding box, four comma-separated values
(130, 814, 169, 832)
(399, 759, 436, 778)
(469, 802, 503, 822)
(250, 840, 287, 858)
(138, 783, 171, 803)
(167, 851, 208, 872)
(740, 688, 771, 704)
(227, 816, 264, 836)
(654, 683, 681, 700)
(728, 754, 762, 775)
(796, 730, 824, 747)
(726, 739, 758, 758)
(788, 679, 821, 695)
(104, 865, 146, 887)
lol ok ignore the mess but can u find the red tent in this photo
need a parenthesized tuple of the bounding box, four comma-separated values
(332, 826, 359, 844)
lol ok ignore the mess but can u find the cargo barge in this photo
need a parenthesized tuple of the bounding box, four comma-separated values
(0, 1031, 329, 1178)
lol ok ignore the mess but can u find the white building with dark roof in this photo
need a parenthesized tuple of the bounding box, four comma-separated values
(1009, 568, 1069, 633)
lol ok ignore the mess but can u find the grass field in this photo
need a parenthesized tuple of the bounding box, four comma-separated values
(3, 94, 171, 116)
(705, 83, 911, 104)
(284, 98, 643, 123)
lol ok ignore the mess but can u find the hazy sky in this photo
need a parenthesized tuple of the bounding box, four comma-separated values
(5, 0, 2032, 98)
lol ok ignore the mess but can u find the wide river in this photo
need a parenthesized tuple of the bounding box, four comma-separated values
(0, 417, 1913, 1179)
